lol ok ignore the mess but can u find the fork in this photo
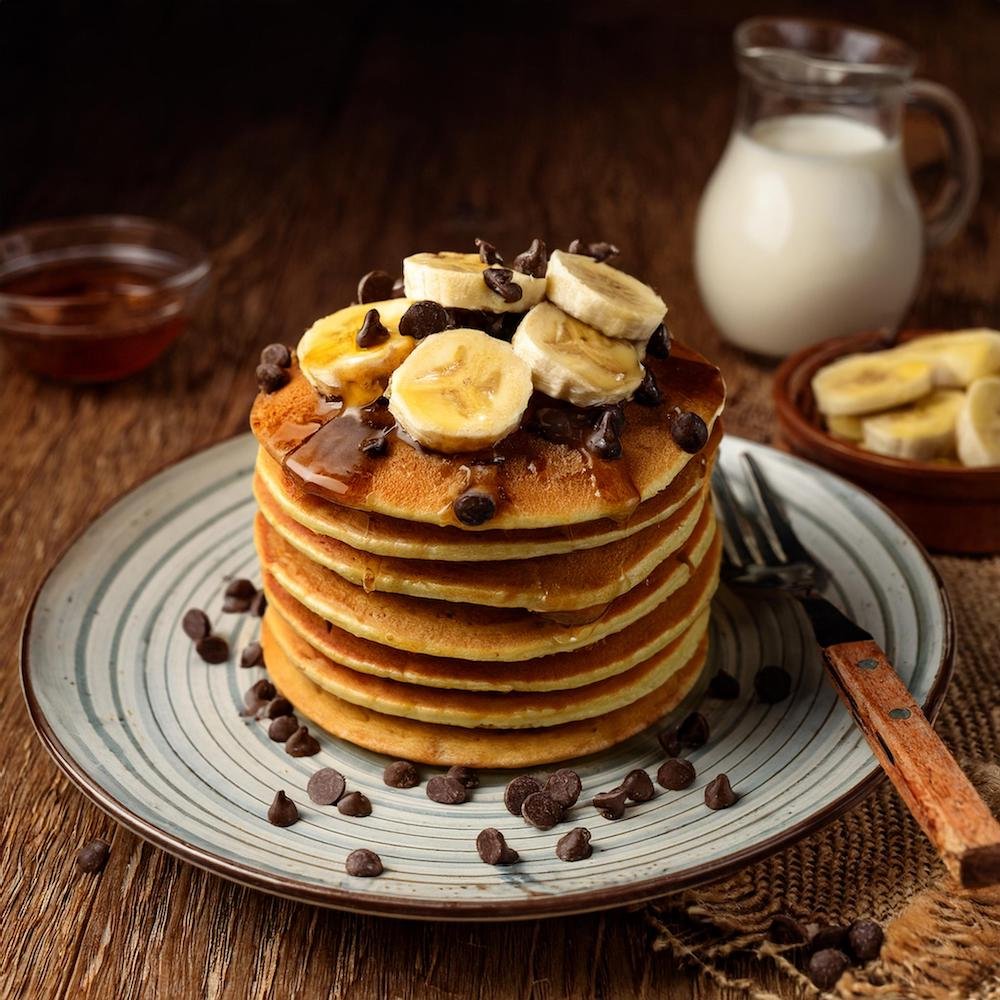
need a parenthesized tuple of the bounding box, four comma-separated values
(713, 452, 1000, 889)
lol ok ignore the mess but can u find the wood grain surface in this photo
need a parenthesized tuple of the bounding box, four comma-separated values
(2, 2, 998, 997)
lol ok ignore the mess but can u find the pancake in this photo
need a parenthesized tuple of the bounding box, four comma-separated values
(255, 467, 708, 611)
(250, 343, 726, 529)
(261, 615, 709, 767)
(262, 533, 721, 691)
(253, 423, 720, 562)
(255, 504, 718, 661)
(267, 601, 709, 728)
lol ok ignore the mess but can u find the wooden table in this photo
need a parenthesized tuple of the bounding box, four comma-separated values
(3, 3, 997, 996)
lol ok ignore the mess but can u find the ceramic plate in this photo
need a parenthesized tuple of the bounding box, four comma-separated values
(21, 434, 953, 919)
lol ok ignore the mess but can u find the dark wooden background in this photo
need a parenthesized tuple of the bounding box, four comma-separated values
(2, 2, 998, 997)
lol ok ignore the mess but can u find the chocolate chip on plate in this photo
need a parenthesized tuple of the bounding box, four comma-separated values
(260, 343, 292, 368)
(195, 634, 229, 664)
(384, 760, 420, 788)
(453, 489, 496, 526)
(704, 773, 739, 810)
(657, 758, 696, 791)
(567, 239, 620, 263)
(768, 914, 808, 946)
(244, 678, 276, 712)
(474, 237, 503, 266)
(225, 577, 256, 603)
(677, 711, 710, 748)
(483, 267, 523, 303)
(345, 848, 383, 877)
(264, 696, 294, 720)
(256, 362, 289, 394)
(182, 608, 211, 641)
(634, 367, 661, 406)
(249, 590, 267, 618)
(357, 269, 396, 305)
(646, 322, 671, 359)
(543, 769, 582, 809)
(356, 308, 391, 349)
(504, 775, 542, 816)
(426, 775, 467, 805)
(285, 726, 321, 757)
(592, 787, 628, 820)
(587, 408, 623, 460)
(555, 827, 592, 862)
(476, 828, 519, 865)
(240, 641, 265, 669)
(807, 948, 850, 991)
(222, 594, 249, 614)
(268, 715, 298, 742)
(708, 669, 740, 700)
(267, 790, 299, 827)
(391, 276, 405, 298)
(622, 769, 655, 803)
(848, 918, 884, 962)
(338, 791, 373, 817)
(511, 238, 547, 278)
(521, 791, 564, 830)
(658, 726, 682, 757)
(400, 300, 449, 340)
(76, 838, 110, 874)
(307, 767, 347, 806)
(446, 765, 480, 789)
(755, 665, 792, 704)
(670, 409, 709, 454)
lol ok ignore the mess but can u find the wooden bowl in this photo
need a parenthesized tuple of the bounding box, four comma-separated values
(773, 329, 1000, 554)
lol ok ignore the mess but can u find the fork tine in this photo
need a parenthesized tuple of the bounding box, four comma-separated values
(711, 464, 756, 567)
(742, 453, 814, 565)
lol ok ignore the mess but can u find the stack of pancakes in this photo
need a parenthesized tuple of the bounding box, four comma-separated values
(251, 342, 724, 768)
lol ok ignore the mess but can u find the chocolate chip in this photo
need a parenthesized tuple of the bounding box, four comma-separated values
(359, 430, 390, 457)
(446, 765, 480, 789)
(267, 790, 299, 827)
(383, 760, 420, 788)
(260, 343, 292, 368)
(705, 773, 738, 810)
(483, 267, 523, 303)
(634, 367, 661, 406)
(391, 277, 405, 298)
(521, 791, 564, 830)
(476, 828, 519, 865)
(225, 578, 257, 602)
(453, 490, 496, 526)
(543, 769, 582, 809)
(182, 608, 211, 640)
(658, 726, 682, 757)
(592, 787, 628, 820)
(76, 838, 110, 873)
(568, 239, 620, 263)
(268, 715, 298, 742)
(345, 848, 383, 876)
(532, 407, 576, 444)
(356, 308, 391, 349)
(400, 300, 450, 339)
(657, 758, 696, 791)
(240, 641, 265, 669)
(678, 711, 710, 748)
(446, 306, 506, 338)
(646, 323, 671, 359)
(848, 919, 884, 962)
(807, 948, 850, 991)
(504, 775, 541, 816)
(708, 669, 740, 700)
(249, 590, 267, 618)
(670, 409, 708, 454)
(511, 238, 547, 278)
(196, 634, 229, 664)
(555, 827, 592, 862)
(264, 696, 293, 720)
(256, 362, 289, 394)
(307, 767, 346, 805)
(587, 408, 622, 460)
(622, 769, 655, 803)
(338, 791, 373, 817)
(600, 402, 626, 434)
(222, 594, 250, 614)
(285, 726, 321, 757)
(474, 237, 503, 266)
(755, 665, 792, 704)
(244, 678, 276, 711)
(426, 775, 467, 805)
(808, 923, 849, 953)
(768, 914, 808, 946)
(357, 269, 396, 305)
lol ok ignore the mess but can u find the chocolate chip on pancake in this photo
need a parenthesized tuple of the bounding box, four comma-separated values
(476, 828, 519, 865)
(708, 669, 740, 699)
(592, 786, 628, 820)
(587, 408, 623, 460)
(256, 362, 289, 394)
(511, 238, 547, 278)
(400, 300, 449, 339)
(543, 769, 582, 809)
(357, 269, 396, 305)
(240, 641, 265, 669)
(670, 409, 709, 454)
(567, 239, 620, 263)
(307, 767, 347, 805)
(520, 791, 563, 830)
(338, 791, 373, 817)
(359, 430, 390, 457)
(76, 838, 110, 873)
(622, 768, 655, 803)
(182, 608, 211, 641)
(453, 489, 497, 526)
(504, 775, 541, 816)
(384, 760, 420, 788)
(263, 696, 294, 720)
(704, 773, 738, 810)
(426, 775, 467, 804)
(634, 367, 662, 406)
(260, 343, 292, 368)
(555, 827, 592, 862)
(267, 790, 299, 827)
(755, 665, 792, 704)
(474, 238, 503, 266)
(657, 758, 696, 791)
(356, 308, 391, 349)
(446, 765, 480, 789)
(345, 848, 383, 877)
(646, 322, 671, 359)
(483, 267, 523, 303)
(285, 725, 321, 757)
(195, 634, 229, 664)
(677, 711, 710, 748)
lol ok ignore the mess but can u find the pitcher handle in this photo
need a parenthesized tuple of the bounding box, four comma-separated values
(906, 79, 981, 250)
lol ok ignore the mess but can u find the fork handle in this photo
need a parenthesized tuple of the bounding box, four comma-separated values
(821, 638, 1000, 889)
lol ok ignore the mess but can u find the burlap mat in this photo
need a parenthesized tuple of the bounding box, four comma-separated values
(645, 353, 1000, 998)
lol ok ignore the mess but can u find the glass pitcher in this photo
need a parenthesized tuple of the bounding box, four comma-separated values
(694, 17, 980, 357)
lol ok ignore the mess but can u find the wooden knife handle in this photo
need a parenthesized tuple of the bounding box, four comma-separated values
(822, 638, 1000, 889)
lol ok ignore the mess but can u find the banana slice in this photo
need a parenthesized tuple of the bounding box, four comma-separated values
(511, 302, 644, 407)
(387, 328, 533, 452)
(890, 329, 1000, 388)
(861, 389, 964, 461)
(825, 413, 864, 442)
(811, 352, 933, 416)
(956, 375, 1000, 467)
(544, 249, 666, 343)
(297, 299, 415, 405)
(402, 252, 546, 312)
